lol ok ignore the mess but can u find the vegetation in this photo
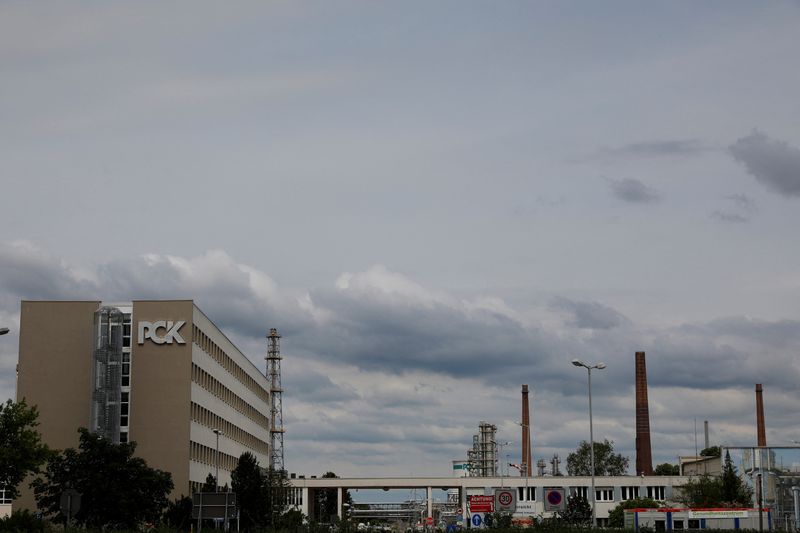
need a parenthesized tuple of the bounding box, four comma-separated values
(557, 494, 592, 528)
(231, 451, 269, 531)
(566, 439, 629, 476)
(31, 428, 173, 530)
(654, 463, 680, 475)
(0, 399, 51, 499)
(313, 471, 353, 523)
(607, 497, 662, 527)
(676, 451, 752, 508)
(700, 445, 721, 457)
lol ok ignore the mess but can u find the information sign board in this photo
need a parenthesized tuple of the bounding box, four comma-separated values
(468, 495, 494, 513)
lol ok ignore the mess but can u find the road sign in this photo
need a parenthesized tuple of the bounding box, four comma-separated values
(468, 495, 494, 513)
(59, 489, 81, 517)
(544, 488, 565, 511)
(495, 488, 516, 512)
(426, 517, 434, 525)
(457, 507, 462, 514)
(471, 514, 483, 527)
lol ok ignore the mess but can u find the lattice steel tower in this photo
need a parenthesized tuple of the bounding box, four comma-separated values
(266, 328, 285, 472)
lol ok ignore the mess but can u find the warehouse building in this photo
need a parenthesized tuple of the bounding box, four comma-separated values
(15, 300, 271, 509)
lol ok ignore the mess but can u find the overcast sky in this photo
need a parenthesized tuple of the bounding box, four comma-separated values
(2, 2, 800, 486)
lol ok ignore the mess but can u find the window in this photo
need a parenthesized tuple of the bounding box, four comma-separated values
(596, 488, 613, 502)
(0, 488, 11, 504)
(518, 487, 535, 501)
(571, 486, 588, 499)
(621, 486, 640, 500)
(647, 486, 665, 500)
(674, 520, 684, 530)
(688, 520, 700, 529)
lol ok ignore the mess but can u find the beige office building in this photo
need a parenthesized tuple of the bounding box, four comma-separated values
(15, 300, 271, 508)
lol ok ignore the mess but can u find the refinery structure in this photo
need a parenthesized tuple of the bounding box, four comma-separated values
(9, 302, 800, 530)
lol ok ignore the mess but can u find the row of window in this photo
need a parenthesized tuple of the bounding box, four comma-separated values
(190, 402, 269, 455)
(190, 440, 239, 473)
(568, 486, 666, 501)
(191, 363, 269, 430)
(193, 325, 270, 404)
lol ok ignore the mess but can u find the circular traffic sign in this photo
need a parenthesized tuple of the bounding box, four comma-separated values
(546, 490, 562, 506)
(471, 514, 482, 527)
(498, 491, 513, 506)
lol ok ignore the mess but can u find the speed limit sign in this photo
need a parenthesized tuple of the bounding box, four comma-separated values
(494, 489, 516, 511)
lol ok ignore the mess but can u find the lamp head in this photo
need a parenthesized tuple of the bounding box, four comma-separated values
(571, 359, 586, 367)
(596, 362, 607, 370)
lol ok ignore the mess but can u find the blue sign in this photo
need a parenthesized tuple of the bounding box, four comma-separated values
(472, 514, 482, 527)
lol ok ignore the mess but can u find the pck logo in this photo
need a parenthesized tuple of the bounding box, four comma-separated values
(138, 320, 186, 345)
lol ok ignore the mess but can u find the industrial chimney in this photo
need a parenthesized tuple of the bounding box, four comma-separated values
(521, 385, 532, 476)
(756, 384, 767, 447)
(635, 352, 654, 475)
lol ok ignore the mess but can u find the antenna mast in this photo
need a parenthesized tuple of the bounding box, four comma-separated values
(266, 328, 285, 472)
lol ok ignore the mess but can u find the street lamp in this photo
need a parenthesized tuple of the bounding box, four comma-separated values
(572, 359, 606, 528)
(212, 428, 223, 491)
(0, 327, 9, 335)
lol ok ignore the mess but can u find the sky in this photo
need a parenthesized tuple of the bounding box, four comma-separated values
(2, 1, 800, 488)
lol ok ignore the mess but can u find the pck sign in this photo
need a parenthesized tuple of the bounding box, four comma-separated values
(138, 320, 186, 345)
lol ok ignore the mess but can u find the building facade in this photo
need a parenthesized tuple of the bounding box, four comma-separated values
(15, 300, 271, 509)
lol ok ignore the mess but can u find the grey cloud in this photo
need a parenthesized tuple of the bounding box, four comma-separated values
(602, 139, 709, 158)
(284, 367, 360, 404)
(550, 297, 628, 330)
(0, 243, 97, 307)
(710, 193, 757, 223)
(607, 177, 660, 204)
(729, 131, 800, 197)
(711, 211, 749, 223)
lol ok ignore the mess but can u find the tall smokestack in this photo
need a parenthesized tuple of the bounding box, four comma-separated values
(704, 420, 709, 450)
(521, 385, 532, 476)
(635, 352, 654, 475)
(756, 384, 767, 447)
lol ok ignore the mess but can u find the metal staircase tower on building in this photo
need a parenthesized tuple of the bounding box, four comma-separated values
(266, 328, 285, 472)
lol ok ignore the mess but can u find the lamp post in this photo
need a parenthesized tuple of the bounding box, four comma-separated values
(212, 428, 223, 491)
(572, 359, 606, 528)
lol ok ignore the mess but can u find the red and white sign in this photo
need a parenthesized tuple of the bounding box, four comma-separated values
(468, 495, 494, 513)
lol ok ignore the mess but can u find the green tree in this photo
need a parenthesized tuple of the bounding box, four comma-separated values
(201, 472, 217, 492)
(654, 463, 680, 476)
(566, 439, 629, 476)
(677, 453, 752, 508)
(676, 474, 723, 508)
(31, 428, 173, 529)
(700, 446, 721, 457)
(265, 468, 292, 529)
(163, 496, 193, 530)
(607, 498, 661, 527)
(231, 452, 268, 531)
(558, 493, 592, 527)
(314, 471, 352, 523)
(0, 399, 51, 499)
(720, 451, 753, 506)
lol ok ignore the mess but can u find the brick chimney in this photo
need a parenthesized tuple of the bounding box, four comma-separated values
(521, 385, 532, 476)
(635, 352, 653, 475)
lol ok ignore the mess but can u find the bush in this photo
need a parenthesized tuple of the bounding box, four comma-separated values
(0, 509, 46, 532)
